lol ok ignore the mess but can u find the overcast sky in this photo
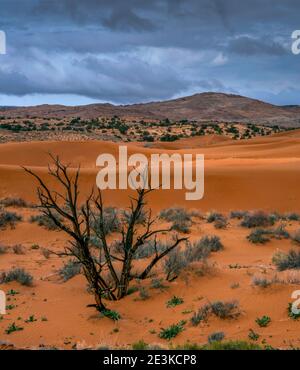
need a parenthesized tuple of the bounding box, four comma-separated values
(0, 0, 300, 106)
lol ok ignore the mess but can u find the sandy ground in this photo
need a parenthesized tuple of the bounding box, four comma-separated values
(0, 131, 300, 349)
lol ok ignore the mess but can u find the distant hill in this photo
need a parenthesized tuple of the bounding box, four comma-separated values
(1, 93, 300, 126)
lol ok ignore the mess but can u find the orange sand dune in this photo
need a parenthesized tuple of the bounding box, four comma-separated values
(0, 132, 300, 211)
(1, 133, 300, 350)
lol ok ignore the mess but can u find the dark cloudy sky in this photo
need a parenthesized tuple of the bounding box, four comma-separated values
(0, 0, 300, 106)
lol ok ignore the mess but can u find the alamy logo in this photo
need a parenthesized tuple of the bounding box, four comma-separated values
(291, 290, 300, 315)
(96, 146, 204, 200)
(292, 30, 300, 55)
(0, 290, 6, 315)
(0, 31, 6, 55)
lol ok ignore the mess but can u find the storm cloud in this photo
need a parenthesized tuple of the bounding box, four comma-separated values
(0, 0, 299, 105)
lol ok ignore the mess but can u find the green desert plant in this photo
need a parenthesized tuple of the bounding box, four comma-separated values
(256, 315, 271, 327)
(159, 321, 185, 340)
(166, 296, 184, 308)
(132, 340, 149, 350)
(5, 322, 24, 335)
(101, 309, 121, 321)
(248, 329, 260, 341)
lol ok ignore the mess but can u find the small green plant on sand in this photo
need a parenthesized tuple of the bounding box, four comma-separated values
(159, 321, 186, 340)
(256, 315, 271, 327)
(5, 322, 24, 335)
(101, 309, 121, 321)
(166, 296, 184, 308)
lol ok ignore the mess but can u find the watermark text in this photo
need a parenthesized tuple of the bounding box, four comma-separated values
(0, 31, 6, 55)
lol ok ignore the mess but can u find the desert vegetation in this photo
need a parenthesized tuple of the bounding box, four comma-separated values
(23, 156, 188, 312)
(0, 114, 295, 144)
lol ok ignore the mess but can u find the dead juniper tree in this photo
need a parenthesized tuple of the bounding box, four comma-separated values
(24, 156, 187, 312)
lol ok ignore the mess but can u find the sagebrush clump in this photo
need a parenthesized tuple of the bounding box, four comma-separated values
(59, 260, 81, 281)
(241, 211, 274, 228)
(272, 250, 300, 271)
(1, 268, 33, 286)
(0, 210, 22, 229)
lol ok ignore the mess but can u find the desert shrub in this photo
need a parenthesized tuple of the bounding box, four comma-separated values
(0, 197, 29, 208)
(133, 240, 166, 260)
(5, 322, 24, 335)
(159, 321, 185, 340)
(272, 225, 290, 239)
(256, 315, 271, 327)
(166, 296, 184, 308)
(240, 211, 274, 228)
(171, 219, 192, 234)
(59, 260, 81, 281)
(272, 250, 300, 271)
(151, 278, 167, 290)
(230, 211, 249, 220)
(163, 248, 188, 281)
(30, 213, 61, 230)
(12, 244, 25, 255)
(0, 210, 22, 229)
(206, 212, 224, 223)
(122, 209, 146, 225)
(1, 268, 33, 286)
(247, 229, 271, 244)
(91, 207, 121, 235)
(164, 237, 223, 281)
(210, 300, 240, 319)
(252, 276, 273, 288)
(214, 217, 227, 229)
(126, 286, 139, 295)
(248, 329, 260, 341)
(208, 332, 225, 344)
(196, 236, 224, 253)
(159, 207, 192, 223)
(285, 213, 300, 221)
(247, 225, 289, 244)
(191, 304, 211, 326)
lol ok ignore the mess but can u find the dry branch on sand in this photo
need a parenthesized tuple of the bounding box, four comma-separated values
(24, 155, 187, 312)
